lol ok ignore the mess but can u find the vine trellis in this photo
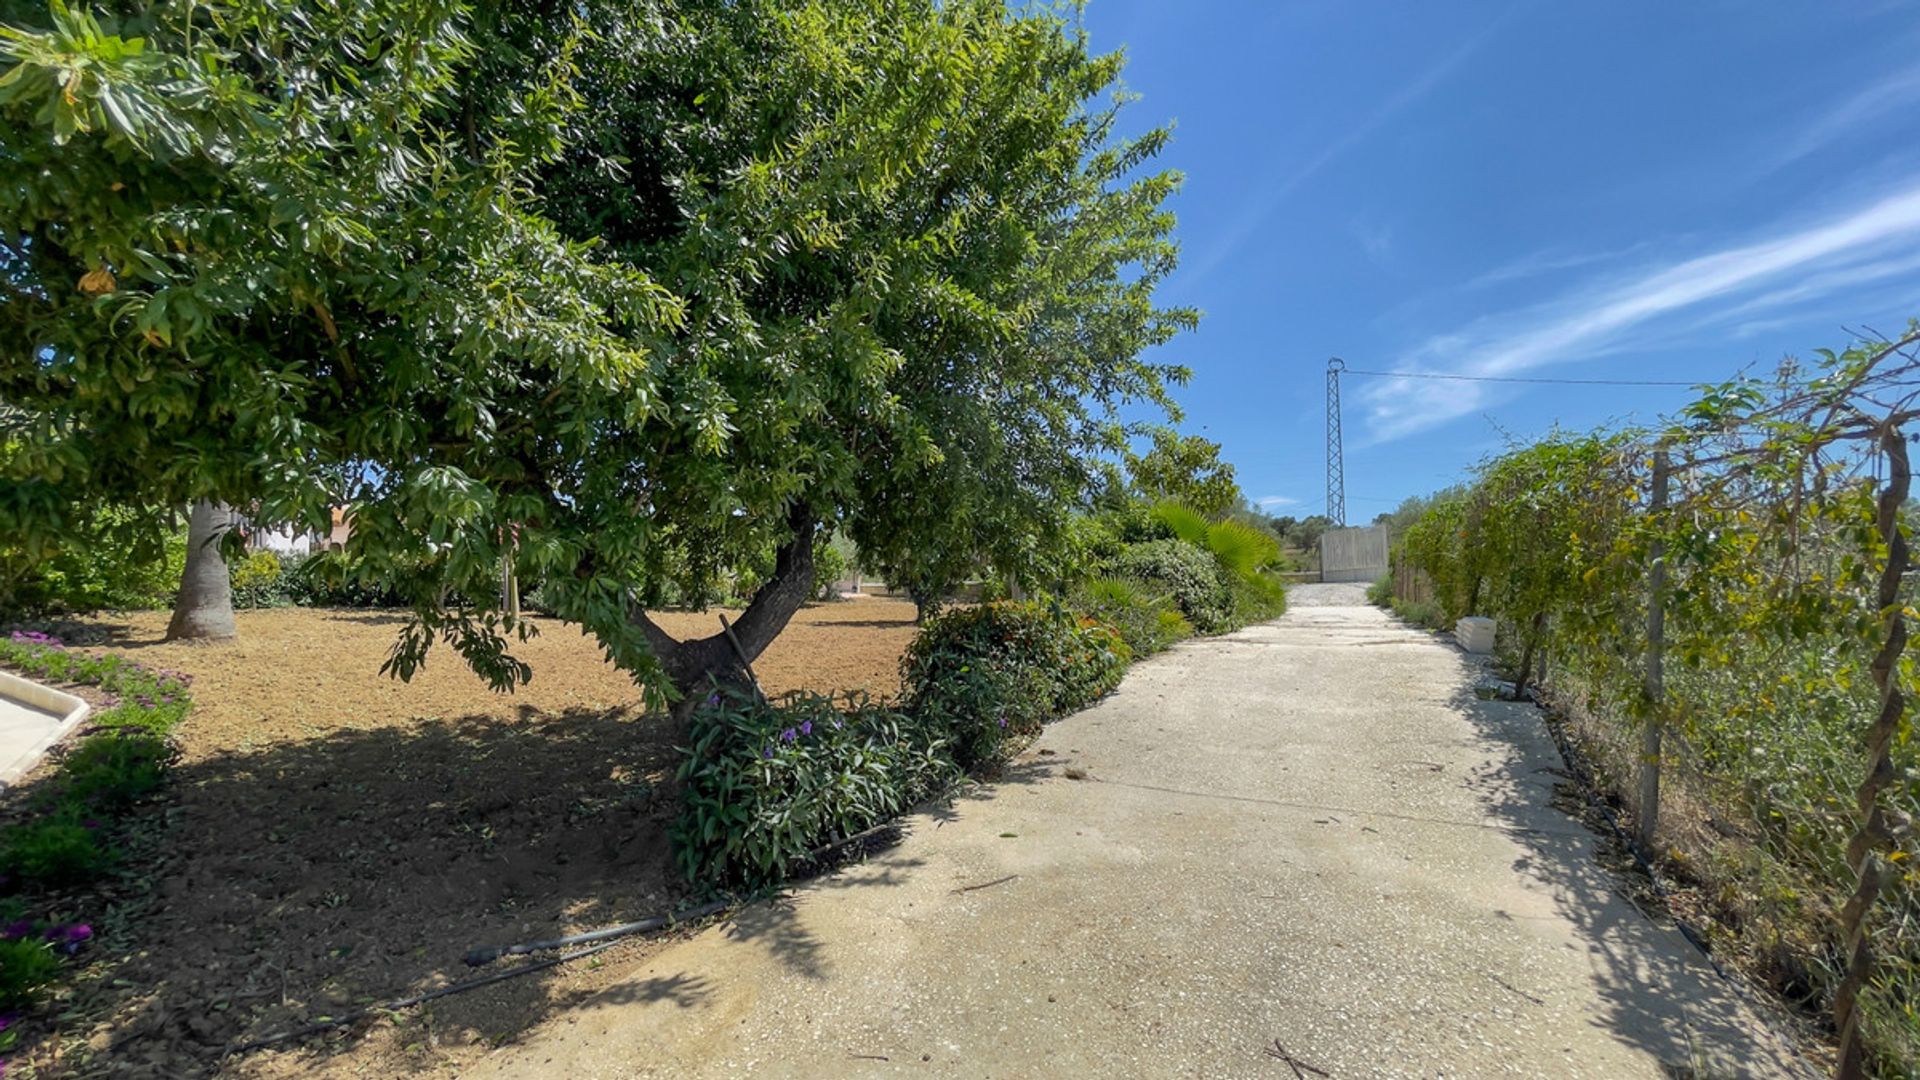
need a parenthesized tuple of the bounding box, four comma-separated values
(1395, 327, 1920, 1077)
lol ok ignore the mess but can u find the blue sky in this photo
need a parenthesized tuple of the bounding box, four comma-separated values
(1083, 1, 1920, 521)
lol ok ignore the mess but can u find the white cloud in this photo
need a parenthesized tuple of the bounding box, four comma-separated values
(1362, 180, 1920, 441)
(1256, 495, 1301, 509)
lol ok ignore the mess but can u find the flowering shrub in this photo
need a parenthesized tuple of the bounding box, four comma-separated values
(674, 690, 960, 887)
(899, 601, 1129, 768)
(0, 634, 193, 707)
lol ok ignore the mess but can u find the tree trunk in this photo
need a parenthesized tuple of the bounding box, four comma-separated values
(166, 501, 238, 641)
(630, 504, 817, 723)
(909, 583, 939, 625)
(1512, 611, 1545, 699)
(1834, 423, 1911, 1080)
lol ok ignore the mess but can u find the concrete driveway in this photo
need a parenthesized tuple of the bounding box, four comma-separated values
(465, 584, 1808, 1078)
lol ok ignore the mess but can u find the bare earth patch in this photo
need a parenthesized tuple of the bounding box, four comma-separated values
(14, 599, 917, 1078)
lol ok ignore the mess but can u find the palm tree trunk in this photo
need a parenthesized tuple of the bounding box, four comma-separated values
(166, 501, 237, 641)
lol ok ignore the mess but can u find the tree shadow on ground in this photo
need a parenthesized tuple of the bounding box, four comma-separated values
(33, 704, 719, 1077)
(1441, 665, 1818, 1077)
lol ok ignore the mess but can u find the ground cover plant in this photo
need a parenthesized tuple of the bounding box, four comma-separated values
(1389, 331, 1920, 1077)
(674, 690, 961, 887)
(0, 631, 191, 1056)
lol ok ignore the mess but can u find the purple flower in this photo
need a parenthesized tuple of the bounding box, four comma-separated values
(0, 1011, 16, 1032)
(705, 692, 721, 707)
(998, 717, 1007, 728)
(779, 727, 797, 744)
(46, 924, 91, 955)
(0, 921, 31, 942)
(761, 745, 774, 759)
(799, 720, 813, 736)
(82, 820, 101, 831)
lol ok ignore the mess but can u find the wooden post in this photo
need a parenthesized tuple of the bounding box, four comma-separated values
(1636, 447, 1669, 854)
(1834, 422, 1911, 1080)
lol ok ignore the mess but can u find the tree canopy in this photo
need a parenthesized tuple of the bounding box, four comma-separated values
(1124, 427, 1237, 517)
(0, 0, 1195, 702)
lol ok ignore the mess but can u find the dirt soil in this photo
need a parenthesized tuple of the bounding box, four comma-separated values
(7, 598, 918, 1079)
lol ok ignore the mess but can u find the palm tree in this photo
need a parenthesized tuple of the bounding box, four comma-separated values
(165, 501, 237, 641)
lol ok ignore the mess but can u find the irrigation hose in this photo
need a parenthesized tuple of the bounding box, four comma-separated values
(463, 898, 733, 967)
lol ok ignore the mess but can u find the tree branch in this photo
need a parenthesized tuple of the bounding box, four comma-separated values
(725, 502, 817, 659)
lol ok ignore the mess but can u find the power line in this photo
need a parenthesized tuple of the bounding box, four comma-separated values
(1341, 368, 1698, 388)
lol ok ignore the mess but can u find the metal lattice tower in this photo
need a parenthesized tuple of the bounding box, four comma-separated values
(1326, 357, 1346, 526)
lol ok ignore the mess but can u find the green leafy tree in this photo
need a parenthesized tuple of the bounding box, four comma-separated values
(0, 0, 1193, 712)
(1124, 428, 1239, 517)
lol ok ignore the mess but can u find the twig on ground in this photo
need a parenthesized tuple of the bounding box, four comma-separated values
(1486, 972, 1545, 1005)
(1263, 1038, 1330, 1078)
(950, 874, 1018, 894)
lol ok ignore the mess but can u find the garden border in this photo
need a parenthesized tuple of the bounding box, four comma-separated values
(0, 671, 90, 785)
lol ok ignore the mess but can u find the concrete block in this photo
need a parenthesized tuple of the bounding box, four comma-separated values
(1456, 616, 1496, 655)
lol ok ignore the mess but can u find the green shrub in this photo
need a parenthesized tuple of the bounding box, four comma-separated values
(279, 551, 413, 607)
(229, 550, 289, 609)
(900, 601, 1129, 768)
(811, 543, 849, 600)
(1227, 570, 1288, 627)
(59, 734, 174, 810)
(0, 508, 184, 616)
(674, 690, 960, 886)
(0, 937, 62, 1011)
(1366, 573, 1393, 607)
(1071, 575, 1191, 656)
(1392, 596, 1446, 629)
(1114, 540, 1233, 634)
(0, 819, 114, 885)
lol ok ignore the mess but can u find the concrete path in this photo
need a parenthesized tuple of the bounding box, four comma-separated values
(470, 585, 1808, 1079)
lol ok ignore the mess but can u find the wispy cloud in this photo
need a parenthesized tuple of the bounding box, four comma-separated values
(1774, 66, 1920, 170)
(1178, 15, 1507, 284)
(1459, 241, 1653, 291)
(1351, 218, 1394, 262)
(1361, 180, 1920, 441)
(1256, 495, 1301, 509)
